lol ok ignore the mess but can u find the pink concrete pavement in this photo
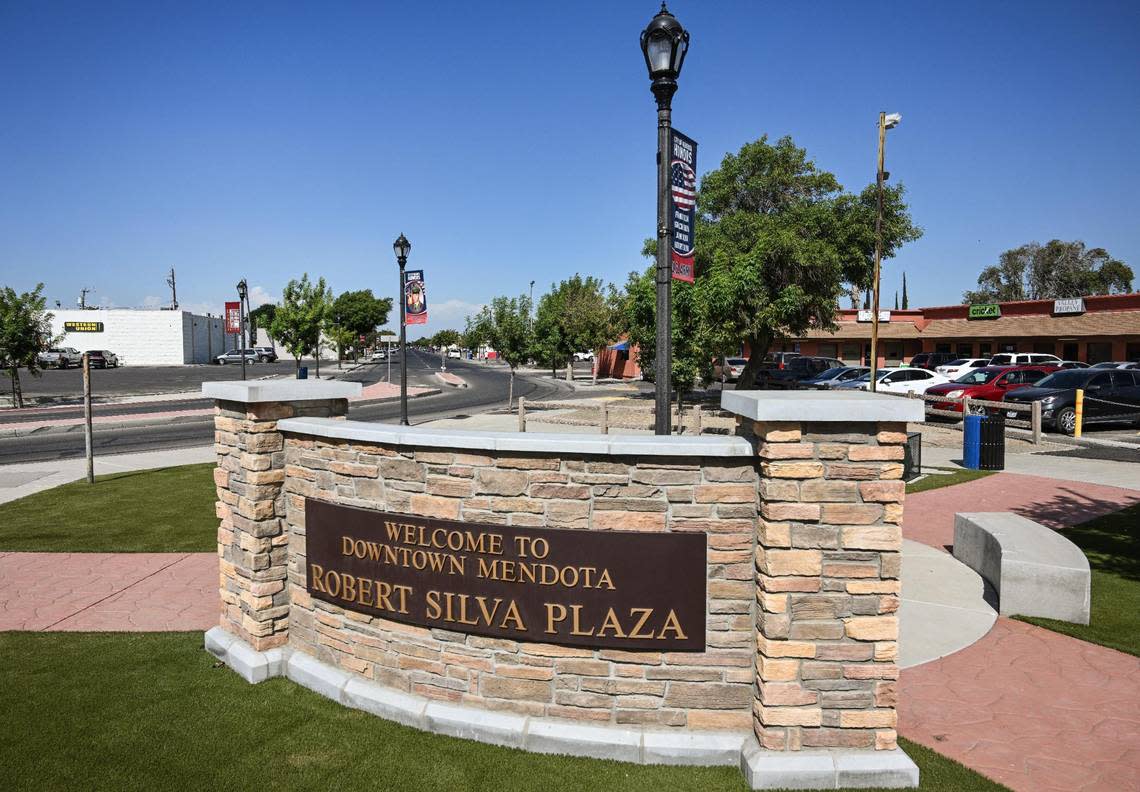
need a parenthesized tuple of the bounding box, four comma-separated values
(0, 552, 216, 631)
(900, 471, 1140, 791)
(903, 471, 1140, 552)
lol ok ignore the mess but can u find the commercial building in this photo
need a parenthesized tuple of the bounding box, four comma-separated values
(783, 292, 1140, 366)
(593, 292, 1140, 378)
(49, 309, 237, 365)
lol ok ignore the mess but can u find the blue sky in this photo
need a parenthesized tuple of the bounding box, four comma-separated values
(1, 1, 1138, 337)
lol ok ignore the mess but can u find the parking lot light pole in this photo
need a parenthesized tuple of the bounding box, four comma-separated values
(869, 111, 901, 393)
(393, 233, 411, 425)
(237, 279, 248, 381)
(641, 2, 689, 435)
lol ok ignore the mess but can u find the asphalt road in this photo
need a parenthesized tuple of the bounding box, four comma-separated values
(0, 349, 577, 464)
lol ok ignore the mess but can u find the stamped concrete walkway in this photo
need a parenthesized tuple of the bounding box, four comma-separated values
(899, 471, 1140, 792)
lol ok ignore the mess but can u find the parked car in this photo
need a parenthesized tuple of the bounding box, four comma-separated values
(84, 350, 120, 369)
(799, 366, 869, 389)
(38, 347, 83, 368)
(762, 356, 843, 389)
(447, 348, 462, 359)
(1057, 360, 1089, 369)
(1090, 361, 1125, 369)
(715, 357, 749, 382)
(759, 352, 802, 370)
(253, 346, 277, 363)
(370, 348, 388, 362)
(935, 358, 990, 378)
(924, 365, 1059, 415)
(987, 353, 1062, 366)
(908, 352, 957, 371)
(1003, 368, 1140, 434)
(215, 348, 258, 365)
(839, 367, 951, 394)
(573, 351, 595, 361)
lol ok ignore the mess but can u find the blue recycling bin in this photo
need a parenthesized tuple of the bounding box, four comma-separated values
(297, 366, 309, 380)
(962, 414, 982, 469)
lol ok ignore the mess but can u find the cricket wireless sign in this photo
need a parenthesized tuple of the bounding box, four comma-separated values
(305, 499, 706, 651)
(670, 128, 698, 283)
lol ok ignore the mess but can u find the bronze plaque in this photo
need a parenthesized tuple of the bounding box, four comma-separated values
(305, 499, 706, 651)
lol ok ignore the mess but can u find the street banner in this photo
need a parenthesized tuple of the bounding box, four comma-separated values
(669, 128, 698, 283)
(405, 270, 427, 325)
(224, 301, 241, 334)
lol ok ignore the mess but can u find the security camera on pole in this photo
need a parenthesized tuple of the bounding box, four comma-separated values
(640, 3, 691, 436)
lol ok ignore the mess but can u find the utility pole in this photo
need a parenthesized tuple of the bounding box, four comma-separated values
(83, 353, 94, 484)
(869, 111, 901, 392)
(167, 268, 179, 310)
(79, 287, 94, 309)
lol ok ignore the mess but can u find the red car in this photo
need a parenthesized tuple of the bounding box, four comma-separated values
(925, 365, 1060, 414)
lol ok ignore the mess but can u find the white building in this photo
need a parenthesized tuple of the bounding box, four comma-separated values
(49, 309, 240, 365)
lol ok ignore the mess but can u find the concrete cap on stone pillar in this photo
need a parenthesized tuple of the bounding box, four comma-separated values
(202, 379, 362, 404)
(720, 390, 925, 423)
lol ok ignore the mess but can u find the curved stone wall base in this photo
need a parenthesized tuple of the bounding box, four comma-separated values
(205, 627, 918, 789)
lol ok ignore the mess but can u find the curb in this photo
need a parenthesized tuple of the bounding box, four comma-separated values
(435, 372, 468, 389)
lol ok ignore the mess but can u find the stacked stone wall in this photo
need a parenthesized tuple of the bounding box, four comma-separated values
(279, 435, 757, 730)
(743, 419, 905, 752)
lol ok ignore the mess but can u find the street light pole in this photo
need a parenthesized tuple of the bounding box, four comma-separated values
(869, 111, 900, 393)
(641, 3, 689, 436)
(393, 234, 411, 425)
(237, 279, 248, 381)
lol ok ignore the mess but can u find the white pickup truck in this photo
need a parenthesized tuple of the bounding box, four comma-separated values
(38, 347, 84, 368)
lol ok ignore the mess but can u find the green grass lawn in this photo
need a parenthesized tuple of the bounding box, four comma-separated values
(0, 463, 216, 552)
(906, 467, 995, 495)
(0, 632, 1008, 792)
(1017, 503, 1140, 657)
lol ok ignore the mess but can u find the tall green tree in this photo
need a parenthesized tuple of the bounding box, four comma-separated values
(270, 274, 332, 372)
(537, 275, 614, 382)
(248, 303, 277, 343)
(0, 283, 57, 408)
(963, 240, 1133, 303)
(619, 264, 709, 397)
(330, 290, 392, 361)
(468, 295, 533, 407)
(531, 289, 566, 379)
(901, 272, 909, 309)
(430, 329, 461, 349)
(696, 135, 921, 388)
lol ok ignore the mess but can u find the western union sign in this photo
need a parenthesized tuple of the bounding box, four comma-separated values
(63, 321, 104, 332)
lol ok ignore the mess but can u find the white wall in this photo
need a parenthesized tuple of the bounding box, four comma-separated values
(49, 309, 228, 365)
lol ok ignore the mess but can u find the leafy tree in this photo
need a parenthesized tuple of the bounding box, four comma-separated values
(430, 329, 461, 349)
(0, 283, 57, 408)
(696, 135, 921, 388)
(963, 240, 1133, 303)
(531, 289, 566, 378)
(248, 303, 277, 343)
(330, 290, 392, 361)
(536, 275, 614, 382)
(469, 296, 532, 407)
(270, 274, 332, 372)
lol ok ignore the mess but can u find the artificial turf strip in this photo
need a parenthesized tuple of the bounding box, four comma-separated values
(905, 468, 995, 495)
(1017, 503, 1140, 657)
(0, 633, 1009, 792)
(0, 463, 216, 552)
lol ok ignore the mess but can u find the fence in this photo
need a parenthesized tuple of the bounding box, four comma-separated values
(516, 398, 734, 435)
(898, 390, 1043, 444)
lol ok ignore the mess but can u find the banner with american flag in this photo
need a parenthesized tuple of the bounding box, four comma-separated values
(669, 128, 697, 283)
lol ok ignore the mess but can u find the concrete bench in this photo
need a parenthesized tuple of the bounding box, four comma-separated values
(953, 513, 1091, 625)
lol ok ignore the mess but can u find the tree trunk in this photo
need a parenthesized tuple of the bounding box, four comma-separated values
(735, 333, 772, 390)
(295, 356, 301, 370)
(508, 368, 515, 409)
(676, 390, 683, 435)
(551, 356, 556, 379)
(565, 356, 573, 383)
(10, 367, 22, 409)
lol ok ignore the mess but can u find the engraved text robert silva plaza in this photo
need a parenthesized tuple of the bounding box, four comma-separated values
(305, 499, 707, 651)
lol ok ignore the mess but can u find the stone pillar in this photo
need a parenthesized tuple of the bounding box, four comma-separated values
(722, 391, 923, 757)
(204, 381, 361, 650)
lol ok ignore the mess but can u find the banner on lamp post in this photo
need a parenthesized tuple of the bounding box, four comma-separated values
(405, 270, 427, 325)
(224, 301, 241, 334)
(669, 128, 697, 283)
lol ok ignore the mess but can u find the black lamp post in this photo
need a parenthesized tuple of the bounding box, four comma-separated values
(641, 2, 689, 435)
(236, 278, 248, 381)
(393, 233, 411, 425)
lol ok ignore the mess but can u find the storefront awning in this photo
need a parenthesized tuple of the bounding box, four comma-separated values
(609, 341, 630, 351)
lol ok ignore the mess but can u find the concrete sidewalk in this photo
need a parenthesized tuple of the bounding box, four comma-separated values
(0, 446, 216, 505)
(923, 444, 1140, 491)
